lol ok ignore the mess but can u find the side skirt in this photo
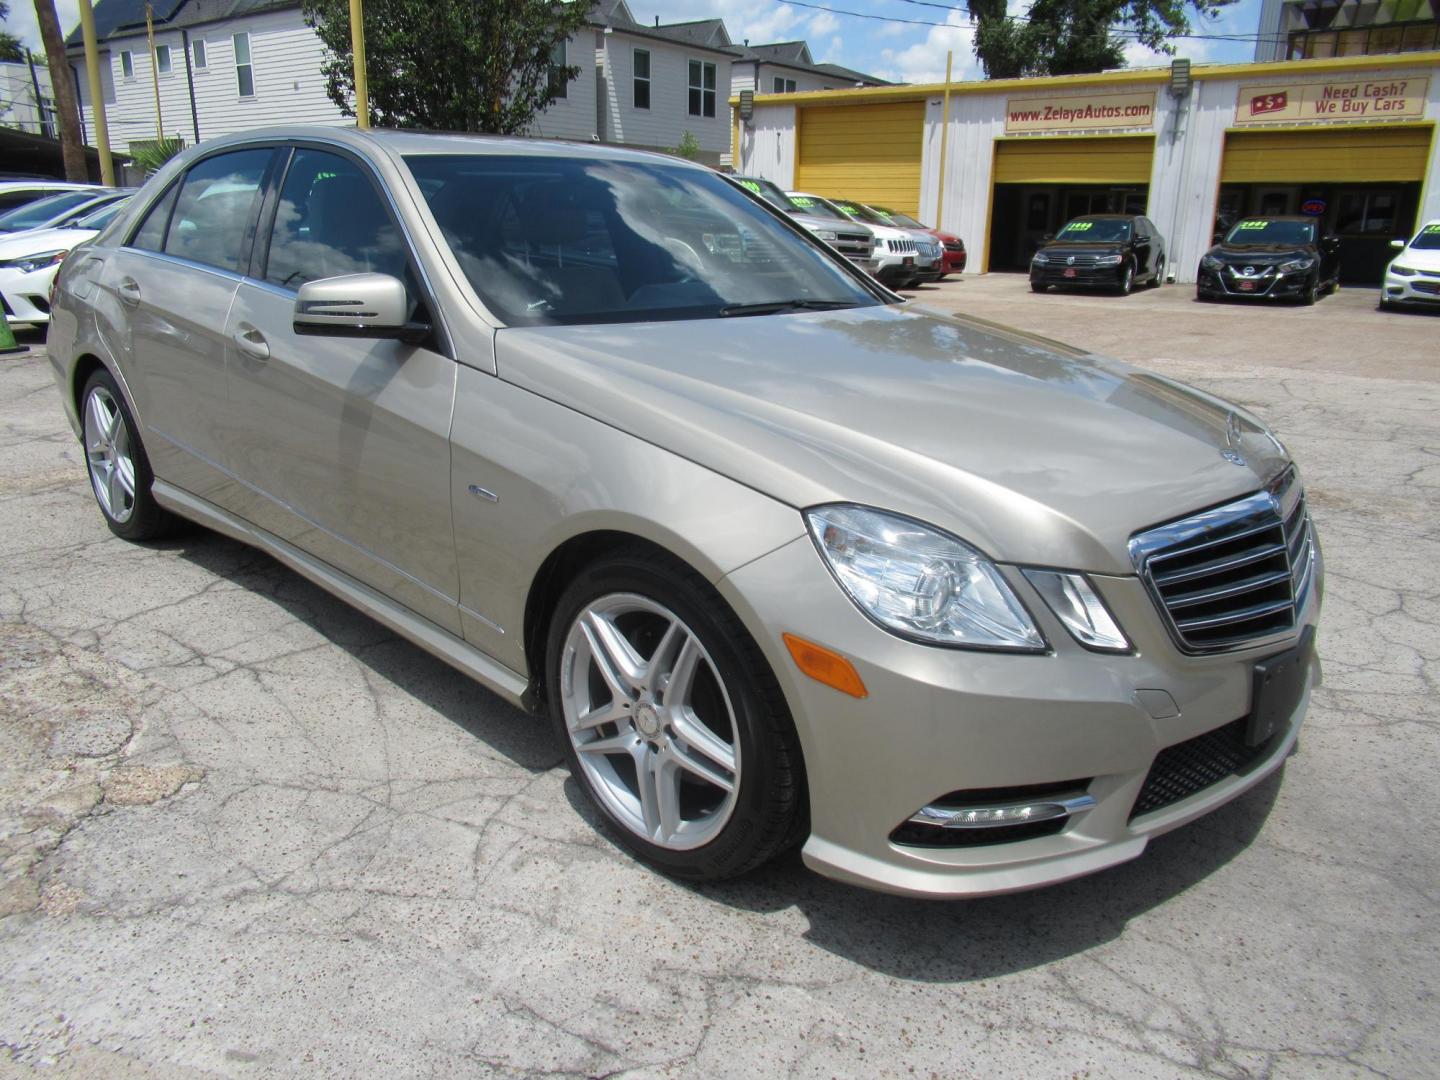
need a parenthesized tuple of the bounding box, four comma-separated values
(153, 480, 533, 711)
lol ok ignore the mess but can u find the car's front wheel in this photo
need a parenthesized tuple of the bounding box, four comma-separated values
(547, 547, 805, 880)
(1301, 274, 1319, 306)
(80, 369, 177, 541)
(1117, 260, 1135, 296)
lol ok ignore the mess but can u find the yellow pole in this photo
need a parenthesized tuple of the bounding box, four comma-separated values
(77, 0, 115, 185)
(935, 50, 952, 229)
(349, 0, 370, 129)
(146, 3, 164, 141)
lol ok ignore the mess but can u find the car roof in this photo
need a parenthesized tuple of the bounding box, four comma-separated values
(182, 125, 713, 171)
(1235, 215, 1313, 223)
(1067, 213, 1134, 220)
(0, 180, 101, 193)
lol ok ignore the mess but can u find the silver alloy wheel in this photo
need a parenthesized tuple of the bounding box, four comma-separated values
(560, 592, 741, 850)
(83, 385, 136, 525)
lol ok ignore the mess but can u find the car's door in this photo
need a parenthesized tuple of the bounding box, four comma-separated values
(221, 144, 462, 635)
(94, 147, 276, 499)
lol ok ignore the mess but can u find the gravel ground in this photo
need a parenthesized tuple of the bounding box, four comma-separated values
(1, 276, 1436, 1079)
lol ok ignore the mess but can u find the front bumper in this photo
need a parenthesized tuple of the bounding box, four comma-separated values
(1197, 265, 1311, 299)
(1030, 262, 1124, 289)
(718, 534, 1322, 898)
(1381, 270, 1440, 307)
(941, 248, 966, 274)
(0, 266, 57, 326)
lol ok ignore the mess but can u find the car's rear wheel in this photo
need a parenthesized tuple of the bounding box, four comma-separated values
(1149, 257, 1165, 287)
(80, 370, 177, 541)
(547, 548, 805, 880)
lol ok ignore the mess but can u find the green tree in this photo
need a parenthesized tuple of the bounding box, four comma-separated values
(301, 0, 592, 134)
(672, 130, 701, 160)
(969, 0, 1232, 78)
(0, 31, 24, 62)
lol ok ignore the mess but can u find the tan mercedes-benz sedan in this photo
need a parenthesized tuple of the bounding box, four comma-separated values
(47, 128, 1322, 897)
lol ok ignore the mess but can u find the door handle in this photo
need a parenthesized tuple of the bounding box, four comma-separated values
(232, 324, 270, 361)
(117, 276, 141, 306)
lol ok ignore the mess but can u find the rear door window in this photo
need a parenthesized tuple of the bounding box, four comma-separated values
(162, 148, 273, 273)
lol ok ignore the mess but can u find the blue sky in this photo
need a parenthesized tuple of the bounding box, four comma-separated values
(4, 0, 1266, 86)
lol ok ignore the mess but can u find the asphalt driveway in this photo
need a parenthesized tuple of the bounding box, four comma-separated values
(1, 275, 1436, 1078)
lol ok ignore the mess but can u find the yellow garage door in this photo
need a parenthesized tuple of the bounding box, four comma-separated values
(796, 102, 924, 217)
(993, 136, 1155, 184)
(1221, 126, 1433, 183)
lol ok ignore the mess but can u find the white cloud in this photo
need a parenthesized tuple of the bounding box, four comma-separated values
(808, 11, 839, 37)
(873, 12, 980, 84)
(3, 0, 81, 52)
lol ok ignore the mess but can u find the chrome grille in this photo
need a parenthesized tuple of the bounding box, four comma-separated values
(1130, 469, 1315, 653)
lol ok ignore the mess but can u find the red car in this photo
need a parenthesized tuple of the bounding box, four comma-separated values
(869, 206, 965, 277)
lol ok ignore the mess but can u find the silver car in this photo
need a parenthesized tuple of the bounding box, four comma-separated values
(48, 128, 1322, 898)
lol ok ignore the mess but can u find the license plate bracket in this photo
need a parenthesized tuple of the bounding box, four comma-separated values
(1237, 281, 1256, 291)
(1248, 626, 1314, 746)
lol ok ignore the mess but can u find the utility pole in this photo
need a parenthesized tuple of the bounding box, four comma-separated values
(146, 2, 164, 140)
(349, 0, 369, 128)
(935, 51, 953, 229)
(77, 0, 115, 184)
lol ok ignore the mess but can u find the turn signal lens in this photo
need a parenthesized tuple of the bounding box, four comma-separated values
(783, 633, 867, 698)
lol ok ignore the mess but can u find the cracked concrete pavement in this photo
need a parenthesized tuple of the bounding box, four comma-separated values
(1, 277, 1436, 1078)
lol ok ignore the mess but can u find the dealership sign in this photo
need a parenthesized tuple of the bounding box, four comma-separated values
(1235, 77, 1429, 124)
(1005, 92, 1156, 133)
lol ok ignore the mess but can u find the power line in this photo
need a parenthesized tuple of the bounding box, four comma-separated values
(776, 0, 1292, 44)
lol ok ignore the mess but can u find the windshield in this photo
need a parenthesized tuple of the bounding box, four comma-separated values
(831, 200, 892, 228)
(1056, 218, 1130, 242)
(74, 198, 129, 230)
(784, 194, 849, 222)
(1224, 219, 1316, 245)
(870, 207, 926, 229)
(406, 155, 880, 326)
(1409, 223, 1440, 251)
(0, 190, 99, 232)
(731, 176, 793, 212)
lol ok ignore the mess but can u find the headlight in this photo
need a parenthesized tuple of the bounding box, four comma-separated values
(814, 229, 838, 242)
(1021, 570, 1130, 652)
(1200, 255, 1223, 271)
(1031, 252, 1049, 265)
(1278, 257, 1315, 274)
(1390, 264, 1417, 278)
(0, 249, 68, 274)
(1095, 255, 1124, 267)
(805, 505, 1045, 651)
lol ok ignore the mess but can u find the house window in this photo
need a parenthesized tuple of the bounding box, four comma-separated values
(233, 32, 254, 97)
(687, 59, 715, 118)
(192, 39, 207, 69)
(548, 40, 568, 98)
(772, 77, 797, 93)
(120, 51, 134, 79)
(155, 44, 172, 75)
(633, 48, 650, 109)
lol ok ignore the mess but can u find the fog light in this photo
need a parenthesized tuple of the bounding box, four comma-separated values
(908, 791, 1095, 829)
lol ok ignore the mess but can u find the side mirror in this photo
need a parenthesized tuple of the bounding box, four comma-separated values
(1391, 238, 1406, 249)
(1136, 234, 1151, 243)
(1323, 236, 1340, 250)
(293, 273, 429, 344)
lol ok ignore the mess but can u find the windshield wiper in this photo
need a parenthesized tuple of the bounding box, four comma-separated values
(717, 298, 860, 318)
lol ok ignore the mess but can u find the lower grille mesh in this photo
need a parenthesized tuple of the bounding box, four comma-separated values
(1129, 717, 1270, 820)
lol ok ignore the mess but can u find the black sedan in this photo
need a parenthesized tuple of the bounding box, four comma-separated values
(1029, 214, 1166, 295)
(1197, 217, 1341, 305)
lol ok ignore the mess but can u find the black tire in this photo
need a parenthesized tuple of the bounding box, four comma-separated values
(1196, 288, 1214, 303)
(79, 369, 179, 541)
(1301, 275, 1319, 306)
(1117, 260, 1135, 296)
(1149, 258, 1165, 288)
(1031, 280, 1048, 293)
(546, 546, 806, 881)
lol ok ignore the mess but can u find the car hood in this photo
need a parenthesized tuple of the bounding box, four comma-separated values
(792, 213, 871, 237)
(0, 225, 98, 260)
(1207, 242, 1315, 263)
(1392, 246, 1440, 272)
(494, 304, 1286, 574)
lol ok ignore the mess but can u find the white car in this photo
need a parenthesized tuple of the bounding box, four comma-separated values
(788, 191, 925, 289)
(0, 198, 131, 327)
(0, 180, 102, 217)
(0, 188, 130, 236)
(1380, 220, 1440, 311)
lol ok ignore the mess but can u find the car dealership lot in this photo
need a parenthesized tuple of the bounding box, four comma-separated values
(1, 278, 1437, 1076)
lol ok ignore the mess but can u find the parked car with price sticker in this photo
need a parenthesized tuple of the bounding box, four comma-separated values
(1380, 219, 1440, 311)
(727, 174, 877, 274)
(866, 205, 966, 278)
(789, 191, 929, 289)
(1197, 217, 1341, 305)
(1030, 215, 1166, 295)
(825, 198, 946, 287)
